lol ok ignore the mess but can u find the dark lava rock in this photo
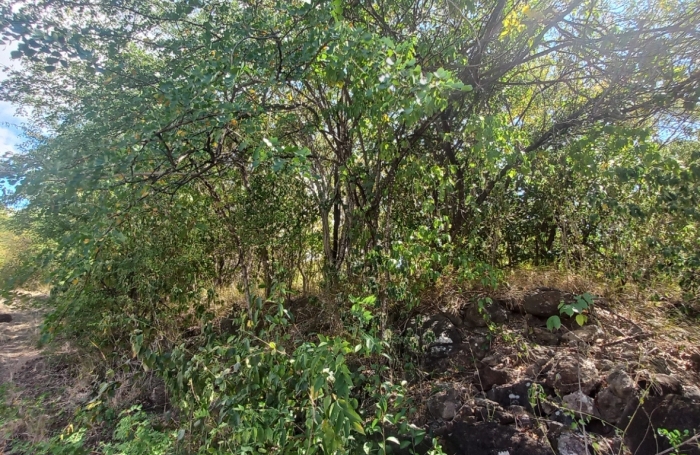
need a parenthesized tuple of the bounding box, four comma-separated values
(476, 365, 513, 392)
(619, 394, 700, 455)
(0, 313, 12, 323)
(689, 351, 700, 372)
(522, 288, 573, 317)
(463, 299, 509, 327)
(487, 380, 549, 414)
(424, 339, 490, 372)
(421, 314, 463, 346)
(442, 422, 551, 455)
(528, 327, 561, 346)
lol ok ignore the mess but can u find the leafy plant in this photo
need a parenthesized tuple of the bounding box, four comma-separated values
(101, 406, 175, 455)
(547, 293, 595, 331)
(658, 428, 693, 455)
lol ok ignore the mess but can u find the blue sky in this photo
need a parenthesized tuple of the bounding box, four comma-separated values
(0, 43, 24, 157)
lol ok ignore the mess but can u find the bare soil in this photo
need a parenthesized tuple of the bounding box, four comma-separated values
(0, 298, 43, 385)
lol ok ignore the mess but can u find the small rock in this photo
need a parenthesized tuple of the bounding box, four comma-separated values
(546, 353, 599, 394)
(522, 289, 573, 317)
(487, 380, 546, 413)
(476, 365, 513, 391)
(528, 327, 561, 346)
(607, 368, 636, 400)
(481, 354, 500, 367)
(689, 352, 700, 372)
(683, 384, 700, 401)
(441, 401, 458, 420)
(596, 359, 615, 372)
(558, 432, 590, 455)
(595, 387, 626, 424)
(495, 410, 515, 424)
(650, 374, 683, 396)
(562, 390, 597, 418)
(0, 314, 12, 323)
(561, 325, 604, 344)
(427, 386, 461, 421)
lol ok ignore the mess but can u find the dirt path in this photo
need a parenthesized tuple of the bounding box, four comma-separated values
(0, 298, 44, 385)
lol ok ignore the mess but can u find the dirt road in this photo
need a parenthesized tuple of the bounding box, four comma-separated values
(0, 299, 43, 385)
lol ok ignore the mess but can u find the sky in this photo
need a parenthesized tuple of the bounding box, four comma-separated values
(0, 42, 23, 158)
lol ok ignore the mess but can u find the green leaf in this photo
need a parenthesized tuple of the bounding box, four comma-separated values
(546, 316, 561, 331)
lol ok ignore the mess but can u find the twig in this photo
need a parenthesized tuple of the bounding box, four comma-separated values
(602, 332, 652, 347)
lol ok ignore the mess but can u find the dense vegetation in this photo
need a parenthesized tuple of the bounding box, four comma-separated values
(0, 0, 699, 453)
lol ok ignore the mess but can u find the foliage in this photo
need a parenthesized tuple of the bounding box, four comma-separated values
(1, 0, 700, 452)
(140, 292, 429, 454)
(546, 292, 595, 331)
(101, 406, 175, 455)
(658, 428, 694, 455)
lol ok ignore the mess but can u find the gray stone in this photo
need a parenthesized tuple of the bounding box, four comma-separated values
(683, 384, 700, 401)
(481, 354, 500, 367)
(595, 387, 626, 424)
(607, 368, 636, 400)
(558, 432, 590, 455)
(596, 359, 615, 372)
(427, 386, 461, 421)
(562, 390, 597, 418)
(561, 325, 604, 344)
(546, 353, 599, 394)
